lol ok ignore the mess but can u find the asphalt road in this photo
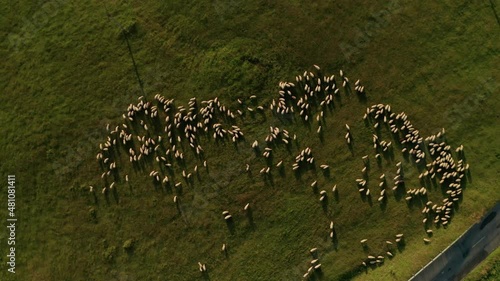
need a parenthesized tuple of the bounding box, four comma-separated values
(409, 202, 500, 281)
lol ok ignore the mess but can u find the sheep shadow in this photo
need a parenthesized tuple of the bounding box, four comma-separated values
(331, 233, 339, 251)
(103, 191, 111, 206)
(356, 91, 367, 104)
(293, 169, 302, 180)
(174, 184, 183, 196)
(322, 168, 330, 178)
(245, 210, 255, 229)
(201, 270, 211, 280)
(466, 169, 473, 183)
(196, 170, 202, 182)
(127, 182, 135, 195)
(321, 197, 329, 213)
(384, 149, 395, 162)
(396, 240, 406, 252)
(263, 173, 275, 187)
(112, 187, 120, 204)
(393, 184, 406, 202)
(225, 218, 236, 235)
(362, 244, 370, 253)
(311, 184, 319, 194)
(90, 192, 99, 205)
(309, 270, 324, 281)
(278, 166, 286, 177)
(379, 196, 388, 211)
(333, 189, 339, 201)
(348, 142, 354, 156)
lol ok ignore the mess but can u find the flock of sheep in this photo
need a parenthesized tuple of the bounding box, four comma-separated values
(362, 102, 469, 231)
(92, 93, 252, 197)
(301, 247, 323, 279)
(90, 66, 469, 279)
(271, 65, 364, 125)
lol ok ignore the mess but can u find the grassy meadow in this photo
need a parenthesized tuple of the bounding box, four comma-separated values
(0, 1, 499, 280)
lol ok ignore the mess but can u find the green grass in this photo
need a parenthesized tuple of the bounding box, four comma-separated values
(464, 246, 500, 281)
(0, 0, 499, 280)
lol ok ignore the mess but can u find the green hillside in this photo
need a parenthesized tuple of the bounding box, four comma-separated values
(0, 1, 498, 280)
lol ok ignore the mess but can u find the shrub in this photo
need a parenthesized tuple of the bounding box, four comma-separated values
(123, 239, 135, 252)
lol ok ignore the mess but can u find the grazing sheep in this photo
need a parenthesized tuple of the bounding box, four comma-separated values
(252, 140, 259, 148)
(198, 262, 207, 273)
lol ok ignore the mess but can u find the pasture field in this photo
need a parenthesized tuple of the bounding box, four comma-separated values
(0, 1, 498, 280)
